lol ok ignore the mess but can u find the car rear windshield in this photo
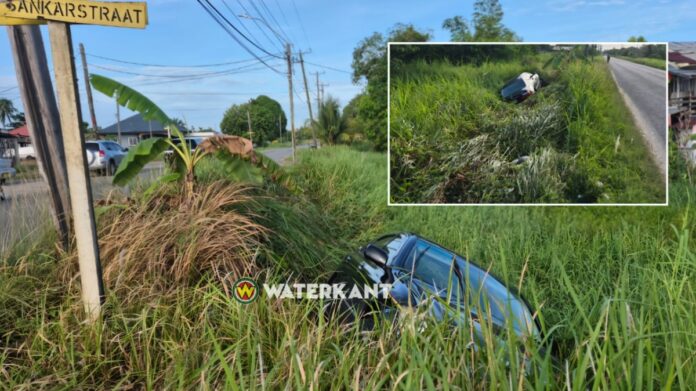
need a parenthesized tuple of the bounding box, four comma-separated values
(501, 78, 527, 97)
(85, 143, 99, 152)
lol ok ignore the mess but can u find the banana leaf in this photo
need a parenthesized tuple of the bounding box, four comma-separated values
(90, 74, 171, 125)
(113, 137, 169, 186)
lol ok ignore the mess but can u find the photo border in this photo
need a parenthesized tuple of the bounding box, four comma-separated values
(386, 41, 670, 207)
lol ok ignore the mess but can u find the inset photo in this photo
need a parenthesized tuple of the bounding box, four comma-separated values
(388, 43, 667, 205)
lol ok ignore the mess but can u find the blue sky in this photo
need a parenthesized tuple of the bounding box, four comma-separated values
(1, 0, 694, 131)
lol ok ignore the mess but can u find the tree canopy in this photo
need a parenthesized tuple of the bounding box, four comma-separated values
(351, 24, 431, 150)
(316, 96, 346, 145)
(0, 98, 17, 130)
(220, 95, 287, 145)
(443, 0, 519, 42)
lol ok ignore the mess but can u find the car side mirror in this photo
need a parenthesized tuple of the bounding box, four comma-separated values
(364, 244, 388, 266)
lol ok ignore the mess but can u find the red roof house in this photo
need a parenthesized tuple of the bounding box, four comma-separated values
(8, 125, 29, 138)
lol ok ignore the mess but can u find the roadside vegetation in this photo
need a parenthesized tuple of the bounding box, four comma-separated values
(390, 46, 665, 203)
(615, 56, 666, 70)
(605, 43, 666, 71)
(1, 144, 695, 389)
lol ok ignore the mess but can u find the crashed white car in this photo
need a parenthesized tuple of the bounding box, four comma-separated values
(501, 72, 541, 102)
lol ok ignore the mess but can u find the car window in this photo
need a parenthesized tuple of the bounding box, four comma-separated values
(373, 235, 407, 264)
(85, 143, 99, 152)
(404, 239, 461, 299)
(501, 78, 527, 97)
(460, 261, 537, 336)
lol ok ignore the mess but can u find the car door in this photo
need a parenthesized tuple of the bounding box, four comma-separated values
(110, 142, 126, 164)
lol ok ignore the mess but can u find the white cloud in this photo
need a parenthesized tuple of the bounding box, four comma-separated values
(547, 0, 626, 11)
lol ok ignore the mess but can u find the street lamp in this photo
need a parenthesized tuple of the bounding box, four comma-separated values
(238, 13, 286, 45)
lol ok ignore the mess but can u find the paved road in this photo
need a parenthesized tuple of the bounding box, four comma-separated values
(1, 145, 307, 254)
(608, 57, 667, 175)
(1, 145, 305, 199)
(260, 144, 310, 165)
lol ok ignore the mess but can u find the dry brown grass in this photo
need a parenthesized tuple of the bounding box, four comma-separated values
(62, 181, 268, 297)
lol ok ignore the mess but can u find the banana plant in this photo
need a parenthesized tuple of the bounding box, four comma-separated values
(90, 74, 207, 200)
(89, 74, 294, 200)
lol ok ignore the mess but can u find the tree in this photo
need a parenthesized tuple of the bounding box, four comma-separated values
(316, 96, 346, 145)
(90, 74, 294, 203)
(342, 94, 366, 144)
(0, 98, 17, 131)
(628, 36, 647, 42)
(10, 112, 25, 128)
(170, 117, 187, 131)
(351, 24, 431, 150)
(443, 0, 519, 42)
(220, 95, 287, 146)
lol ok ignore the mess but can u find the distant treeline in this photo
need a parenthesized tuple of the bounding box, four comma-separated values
(389, 44, 600, 66)
(604, 44, 665, 59)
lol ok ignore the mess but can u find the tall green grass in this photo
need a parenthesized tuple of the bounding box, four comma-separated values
(616, 56, 666, 70)
(0, 146, 693, 389)
(390, 57, 664, 204)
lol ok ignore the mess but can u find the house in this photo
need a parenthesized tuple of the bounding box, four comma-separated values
(1, 125, 34, 160)
(668, 46, 696, 163)
(99, 113, 180, 147)
(668, 42, 696, 69)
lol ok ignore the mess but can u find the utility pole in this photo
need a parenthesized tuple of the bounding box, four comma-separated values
(313, 71, 323, 113)
(278, 114, 282, 142)
(246, 109, 253, 144)
(115, 92, 121, 145)
(298, 51, 316, 148)
(285, 43, 296, 162)
(7, 25, 71, 250)
(79, 43, 98, 133)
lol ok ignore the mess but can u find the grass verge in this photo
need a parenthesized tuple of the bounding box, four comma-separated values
(616, 56, 666, 70)
(390, 56, 664, 204)
(0, 146, 693, 389)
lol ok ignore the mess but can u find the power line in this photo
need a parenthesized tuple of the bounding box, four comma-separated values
(197, 0, 284, 75)
(244, 0, 290, 46)
(89, 62, 276, 79)
(200, 0, 283, 60)
(86, 52, 279, 68)
(258, 0, 293, 45)
(222, 0, 284, 53)
(290, 0, 311, 50)
(304, 60, 352, 74)
(131, 64, 277, 86)
(0, 86, 19, 94)
(271, 0, 297, 45)
(141, 91, 284, 96)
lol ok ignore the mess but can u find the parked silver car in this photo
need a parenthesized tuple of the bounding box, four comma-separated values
(85, 140, 127, 176)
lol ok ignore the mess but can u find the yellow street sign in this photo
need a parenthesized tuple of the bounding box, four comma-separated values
(1, 0, 148, 29)
(0, 14, 44, 25)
